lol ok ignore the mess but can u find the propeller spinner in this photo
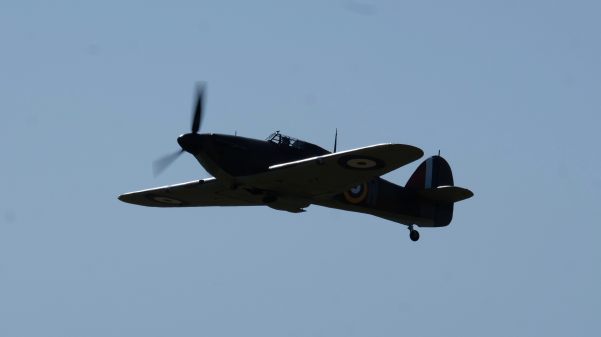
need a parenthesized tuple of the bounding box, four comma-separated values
(152, 82, 206, 176)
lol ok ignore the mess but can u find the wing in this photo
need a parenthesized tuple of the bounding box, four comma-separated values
(118, 177, 262, 207)
(238, 143, 423, 197)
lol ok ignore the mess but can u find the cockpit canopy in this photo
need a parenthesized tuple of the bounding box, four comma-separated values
(265, 131, 301, 148)
(265, 131, 329, 155)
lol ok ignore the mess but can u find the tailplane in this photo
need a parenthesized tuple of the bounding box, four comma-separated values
(418, 185, 473, 203)
(405, 155, 473, 227)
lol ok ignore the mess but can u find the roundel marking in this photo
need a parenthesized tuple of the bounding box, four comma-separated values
(148, 194, 184, 205)
(338, 155, 385, 170)
(344, 182, 369, 204)
(346, 158, 378, 169)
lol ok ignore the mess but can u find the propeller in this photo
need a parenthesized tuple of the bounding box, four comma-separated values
(152, 149, 184, 176)
(191, 82, 205, 134)
(152, 82, 206, 176)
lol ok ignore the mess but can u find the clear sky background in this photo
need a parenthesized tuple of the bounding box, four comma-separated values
(1, 1, 600, 336)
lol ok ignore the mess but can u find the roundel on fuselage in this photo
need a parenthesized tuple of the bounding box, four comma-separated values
(344, 182, 369, 204)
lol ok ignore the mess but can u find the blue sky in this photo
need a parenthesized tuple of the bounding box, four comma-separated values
(1, 1, 600, 336)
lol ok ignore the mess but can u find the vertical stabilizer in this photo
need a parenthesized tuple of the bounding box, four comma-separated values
(406, 155, 453, 189)
(405, 155, 457, 227)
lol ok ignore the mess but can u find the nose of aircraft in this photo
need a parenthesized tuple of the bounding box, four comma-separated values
(177, 133, 207, 153)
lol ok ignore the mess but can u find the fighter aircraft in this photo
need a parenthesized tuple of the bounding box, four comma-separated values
(118, 83, 473, 241)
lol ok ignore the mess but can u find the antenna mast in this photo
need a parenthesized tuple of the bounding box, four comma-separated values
(333, 128, 338, 153)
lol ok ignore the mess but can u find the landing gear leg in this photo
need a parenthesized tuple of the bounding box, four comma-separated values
(408, 225, 420, 242)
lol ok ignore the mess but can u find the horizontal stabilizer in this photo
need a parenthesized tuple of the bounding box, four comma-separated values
(418, 185, 474, 203)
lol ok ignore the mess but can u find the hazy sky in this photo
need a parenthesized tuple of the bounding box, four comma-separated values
(1, 1, 600, 336)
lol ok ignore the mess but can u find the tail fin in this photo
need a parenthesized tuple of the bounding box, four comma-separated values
(406, 155, 453, 189)
(406, 155, 473, 227)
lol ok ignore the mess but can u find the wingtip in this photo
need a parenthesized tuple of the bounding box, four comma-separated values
(389, 143, 424, 160)
(117, 193, 133, 204)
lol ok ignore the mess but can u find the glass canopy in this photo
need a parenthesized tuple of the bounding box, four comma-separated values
(265, 131, 330, 155)
(268, 130, 323, 150)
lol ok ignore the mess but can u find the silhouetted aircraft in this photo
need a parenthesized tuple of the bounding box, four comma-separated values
(118, 83, 473, 241)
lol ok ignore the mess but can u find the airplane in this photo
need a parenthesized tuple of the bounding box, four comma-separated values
(118, 83, 473, 241)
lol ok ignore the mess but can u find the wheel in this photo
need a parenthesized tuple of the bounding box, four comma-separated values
(409, 229, 420, 242)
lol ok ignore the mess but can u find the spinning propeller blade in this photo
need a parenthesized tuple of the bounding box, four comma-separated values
(191, 82, 205, 134)
(153, 149, 184, 177)
(152, 82, 206, 176)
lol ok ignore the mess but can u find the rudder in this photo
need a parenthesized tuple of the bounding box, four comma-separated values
(406, 155, 455, 227)
(406, 155, 453, 189)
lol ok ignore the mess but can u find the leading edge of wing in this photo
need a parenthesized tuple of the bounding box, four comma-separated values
(118, 178, 214, 207)
(244, 143, 423, 197)
(270, 143, 423, 172)
(118, 177, 260, 208)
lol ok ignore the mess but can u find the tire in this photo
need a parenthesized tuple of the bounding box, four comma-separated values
(410, 230, 420, 242)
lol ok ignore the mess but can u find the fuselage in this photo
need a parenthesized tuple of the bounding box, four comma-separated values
(177, 132, 329, 178)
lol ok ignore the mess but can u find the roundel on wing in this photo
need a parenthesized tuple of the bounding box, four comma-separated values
(147, 194, 184, 205)
(344, 182, 369, 204)
(338, 155, 385, 170)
